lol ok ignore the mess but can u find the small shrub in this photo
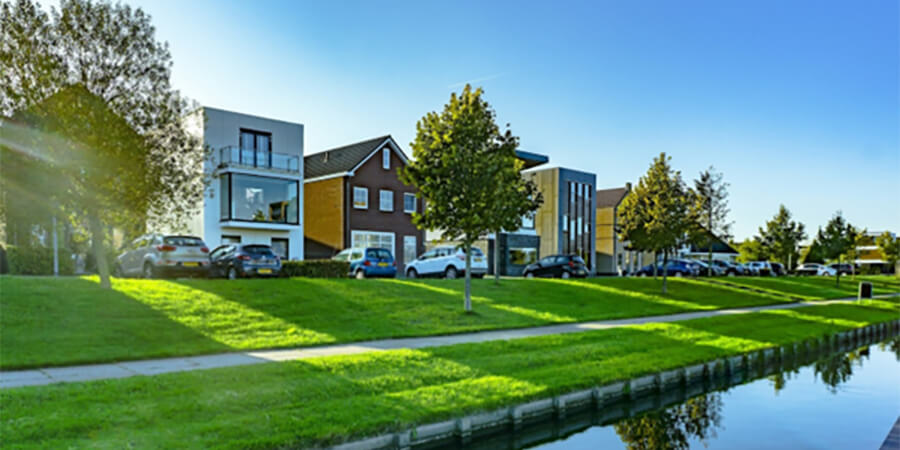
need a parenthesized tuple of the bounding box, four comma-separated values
(6, 245, 75, 275)
(280, 259, 349, 278)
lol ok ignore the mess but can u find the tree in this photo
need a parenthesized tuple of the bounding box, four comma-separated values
(817, 211, 854, 287)
(691, 167, 731, 275)
(619, 153, 695, 294)
(736, 238, 768, 263)
(614, 393, 723, 450)
(400, 85, 542, 312)
(800, 235, 827, 264)
(1, 0, 205, 288)
(875, 232, 900, 275)
(757, 205, 806, 270)
(842, 227, 866, 278)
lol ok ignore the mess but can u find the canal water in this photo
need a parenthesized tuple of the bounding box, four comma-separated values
(439, 336, 900, 449)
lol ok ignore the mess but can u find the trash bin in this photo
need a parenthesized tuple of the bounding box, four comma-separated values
(858, 282, 873, 300)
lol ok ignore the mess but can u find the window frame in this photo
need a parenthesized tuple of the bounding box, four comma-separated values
(218, 173, 300, 224)
(353, 186, 369, 210)
(379, 189, 394, 212)
(382, 148, 391, 170)
(403, 193, 416, 214)
(271, 237, 289, 260)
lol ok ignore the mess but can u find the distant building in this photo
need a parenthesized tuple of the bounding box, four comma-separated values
(677, 229, 739, 263)
(855, 231, 895, 273)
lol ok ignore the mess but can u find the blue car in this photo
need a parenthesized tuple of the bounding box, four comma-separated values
(634, 259, 698, 277)
(332, 247, 397, 279)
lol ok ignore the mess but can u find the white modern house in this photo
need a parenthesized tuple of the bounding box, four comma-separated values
(183, 107, 304, 260)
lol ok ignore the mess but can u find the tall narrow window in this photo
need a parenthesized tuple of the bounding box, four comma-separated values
(239, 129, 272, 168)
(353, 187, 368, 209)
(382, 148, 391, 170)
(403, 193, 416, 214)
(380, 190, 394, 212)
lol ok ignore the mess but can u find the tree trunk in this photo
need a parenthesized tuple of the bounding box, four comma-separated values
(493, 234, 500, 285)
(653, 253, 658, 279)
(835, 256, 841, 287)
(89, 214, 111, 289)
(661, 250, 669, 294)
(707, 213, 714, 277)
(464, 241, 472, 313)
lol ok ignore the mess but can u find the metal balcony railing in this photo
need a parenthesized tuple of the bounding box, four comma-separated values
(219, 146, 300, 173)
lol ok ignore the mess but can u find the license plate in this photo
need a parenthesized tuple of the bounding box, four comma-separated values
(258, 268, 272, 274)
(475, 258, 483, 263)
(182, 262, 199, 267)
(377, 262, 389, 267)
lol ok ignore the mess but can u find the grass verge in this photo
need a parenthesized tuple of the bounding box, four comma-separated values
(2, 298, 898, 449)
(1, 275, 804, 369)
(695, 275, 897, 300)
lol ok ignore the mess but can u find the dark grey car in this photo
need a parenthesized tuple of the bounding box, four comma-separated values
(209, 244, 282, 279)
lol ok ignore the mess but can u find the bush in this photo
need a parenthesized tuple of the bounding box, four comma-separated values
(6, 245, 75, 275)
(280, 259, 349, 278)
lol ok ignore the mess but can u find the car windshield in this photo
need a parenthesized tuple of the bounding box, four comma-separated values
(243, 245, 275, 257)
(572, 256, 585, 264)
(164, 236, 205, 246)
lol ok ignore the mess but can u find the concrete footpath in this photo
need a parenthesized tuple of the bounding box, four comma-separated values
(1, 295, 891, 390)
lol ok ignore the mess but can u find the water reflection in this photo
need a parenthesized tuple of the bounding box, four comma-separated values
(613, 393, 722, 450)
(423, 330, 899, 449)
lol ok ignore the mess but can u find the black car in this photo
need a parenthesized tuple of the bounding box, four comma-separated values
(523, 255, 588, 279)
(209, 244, 282, 279)
(634, 259, 697, 277)
(828, 263, 854, 275)
(770, 262, 787, 276)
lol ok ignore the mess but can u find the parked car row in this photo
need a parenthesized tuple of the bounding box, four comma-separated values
(115, 233, 283, 279)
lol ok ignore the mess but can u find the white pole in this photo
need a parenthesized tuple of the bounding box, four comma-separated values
(52, 215, 59, 276)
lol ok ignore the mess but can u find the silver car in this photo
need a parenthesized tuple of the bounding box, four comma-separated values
(115, 234, 210, 278)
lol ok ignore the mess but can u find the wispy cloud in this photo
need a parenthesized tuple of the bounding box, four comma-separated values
(447, 72, 507, 89)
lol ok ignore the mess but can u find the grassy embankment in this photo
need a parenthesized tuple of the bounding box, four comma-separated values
(0, 275, 828, 369)
(2, 298, 898, 448)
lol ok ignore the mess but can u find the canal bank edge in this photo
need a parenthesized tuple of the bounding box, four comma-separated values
(331, 319, 900, 450)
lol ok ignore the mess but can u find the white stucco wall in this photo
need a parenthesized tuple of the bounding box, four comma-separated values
(195, 107, 305, 259)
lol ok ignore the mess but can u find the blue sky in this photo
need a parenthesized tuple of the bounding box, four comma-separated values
(125, 0, 898, 240)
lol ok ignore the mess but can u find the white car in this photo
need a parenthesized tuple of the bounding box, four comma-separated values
(404, 246, 488, 279)
(796, 263, 836, 276)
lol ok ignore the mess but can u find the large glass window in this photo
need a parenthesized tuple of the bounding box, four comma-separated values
(509, 248, 537, 265)
(220, 173, 298, 224)
(351, 230, 395, 256)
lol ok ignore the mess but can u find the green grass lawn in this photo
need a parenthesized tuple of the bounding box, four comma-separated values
(698, 275, 897, 300)
(1, 275, 812, 370)
(2, 298, 897, 449)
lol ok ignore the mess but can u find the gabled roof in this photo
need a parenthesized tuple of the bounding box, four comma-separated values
(596, 187, 629, 208)
(688, 228, 739, 254)
(304, 135, 408, 180)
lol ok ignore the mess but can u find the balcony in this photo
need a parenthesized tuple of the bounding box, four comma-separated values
(219, 146, 300, 173)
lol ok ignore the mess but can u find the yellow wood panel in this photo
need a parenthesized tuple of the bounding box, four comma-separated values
(303, 177, 344, 250)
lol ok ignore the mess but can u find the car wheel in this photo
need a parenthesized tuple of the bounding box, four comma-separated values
(445, 266, 458, 279)
(227, 267, 238, 280)
(113, 264, 124, 278)
(674, 271, 683, 278)
(525, 271, 535, 279)
(727, 271, 736, 277)
(143, 263, 155, 279)
(638, 272, 647, 277)
(560, 271, 571, 279)
(407, 268, 418, 279)
(355, 270, 366, 280)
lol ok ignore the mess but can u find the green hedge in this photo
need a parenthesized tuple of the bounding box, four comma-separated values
(6, 245, 75, 275)
(280, 259, 349, 278)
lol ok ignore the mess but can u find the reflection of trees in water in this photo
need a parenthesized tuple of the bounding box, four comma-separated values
(614, 393, 723, 450)
(877, 336, 900, 360)
(814, 346, 869, 393)
(768, 366, 799, 394)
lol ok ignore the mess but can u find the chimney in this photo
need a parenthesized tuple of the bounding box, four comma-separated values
(625, 182, 632, 191)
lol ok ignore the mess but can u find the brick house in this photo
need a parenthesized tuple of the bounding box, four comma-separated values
(303, 135, 424, 269)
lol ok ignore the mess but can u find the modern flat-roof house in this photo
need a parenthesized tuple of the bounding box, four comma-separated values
(183, 107, 304, 260)
(524, 166, 597, 274)
(303, 135, 424, 269)
(595, 186, 630, 275)
(855, 231, 896, 274)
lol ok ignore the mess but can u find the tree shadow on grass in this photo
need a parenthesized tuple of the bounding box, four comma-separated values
(0, 276, 232, 369)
